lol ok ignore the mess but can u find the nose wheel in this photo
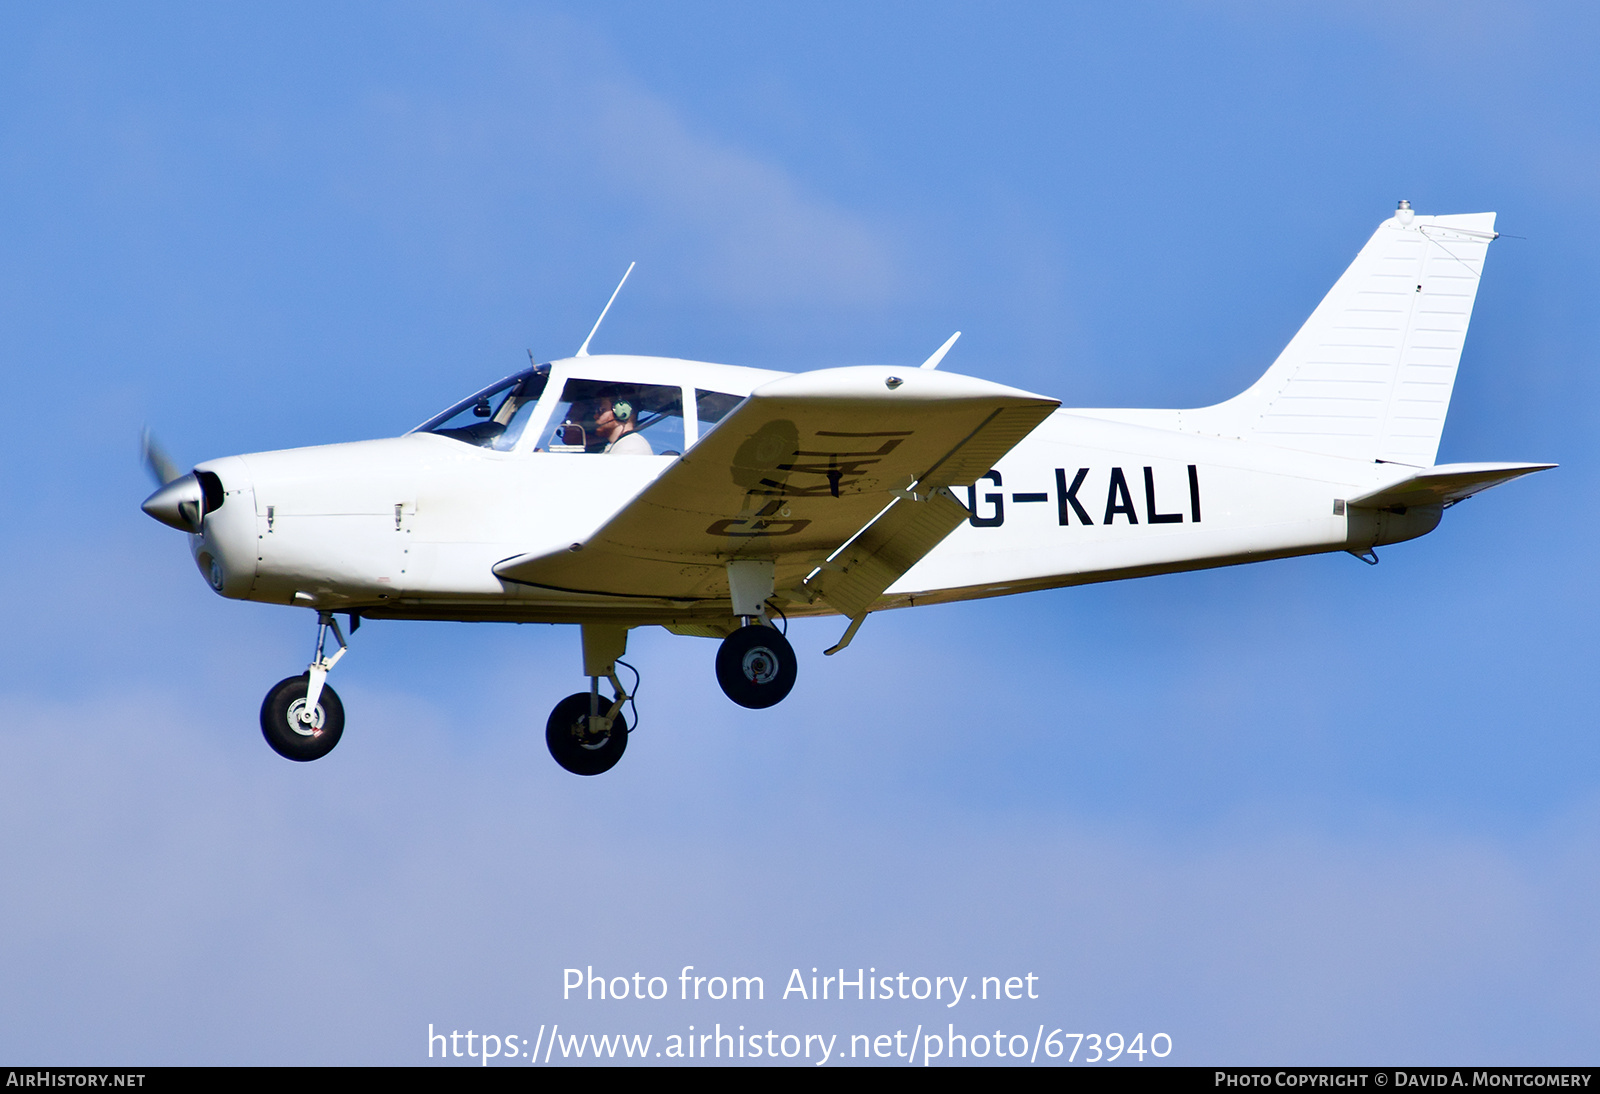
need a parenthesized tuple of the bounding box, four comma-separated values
(260, 674, 345, 761)
(715, 624, 797, 709)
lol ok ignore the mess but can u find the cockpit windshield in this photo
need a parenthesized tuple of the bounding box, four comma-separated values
(415, 364, 550, 450)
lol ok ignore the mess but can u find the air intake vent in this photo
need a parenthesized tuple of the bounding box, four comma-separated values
(196, 470, 225, 516)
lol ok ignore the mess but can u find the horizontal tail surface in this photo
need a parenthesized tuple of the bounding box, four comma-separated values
(1347, 461, 1554, 511)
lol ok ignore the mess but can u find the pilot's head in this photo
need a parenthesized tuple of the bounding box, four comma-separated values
(591, 392, 636, 440)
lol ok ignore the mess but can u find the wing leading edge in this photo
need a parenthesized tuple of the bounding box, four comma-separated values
(492, 366, 1059, 610)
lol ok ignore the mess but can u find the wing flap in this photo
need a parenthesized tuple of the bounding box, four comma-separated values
(796, 487, 973, 618)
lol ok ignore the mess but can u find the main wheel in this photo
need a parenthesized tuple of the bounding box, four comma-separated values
(715, 625, 798, 709)
(260, 675, 345, 762)
(545, 692, 629, 776)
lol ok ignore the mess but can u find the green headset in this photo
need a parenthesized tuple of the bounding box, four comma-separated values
(611, 398, 633, 422)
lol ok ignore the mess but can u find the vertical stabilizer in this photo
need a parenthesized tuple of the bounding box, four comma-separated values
(1190, 207, 1498, 466)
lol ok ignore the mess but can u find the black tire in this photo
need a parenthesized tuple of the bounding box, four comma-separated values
(545, 692, 629, 776)
(260, 675, 345, 762)
(715, 625, 798, 709)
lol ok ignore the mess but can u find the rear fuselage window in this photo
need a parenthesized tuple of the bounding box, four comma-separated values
(695, 390, 744, 433)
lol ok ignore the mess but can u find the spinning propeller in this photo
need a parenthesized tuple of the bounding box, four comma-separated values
(140, 429, 205, 533)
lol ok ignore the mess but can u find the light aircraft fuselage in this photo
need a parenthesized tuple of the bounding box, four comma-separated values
(186, 358, 1459, 624)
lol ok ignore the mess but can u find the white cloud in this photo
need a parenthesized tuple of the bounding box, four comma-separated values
(317, 12, 901, 313)
(581, 78, 898, 308)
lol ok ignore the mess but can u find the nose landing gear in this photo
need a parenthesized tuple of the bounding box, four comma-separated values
(260, 611, 349, 762)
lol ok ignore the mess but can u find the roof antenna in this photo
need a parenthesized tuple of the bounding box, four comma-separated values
(576, 262, 635, 357)
(919, 331, 961, 370)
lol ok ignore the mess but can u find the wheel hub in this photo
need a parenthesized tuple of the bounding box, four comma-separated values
(741, 646, 779, 685)
(714, 623, 797, 710)
(286, 698, 324, 737)
(571, 716, 613, 749)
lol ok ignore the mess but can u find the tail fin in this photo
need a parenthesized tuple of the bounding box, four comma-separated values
(1189, 207, 1498, 466)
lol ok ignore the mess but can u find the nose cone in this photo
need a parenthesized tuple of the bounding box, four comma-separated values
(141, 473, 203, 532)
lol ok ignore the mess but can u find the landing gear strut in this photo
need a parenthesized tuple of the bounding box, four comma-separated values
(260, 611, 348, 762)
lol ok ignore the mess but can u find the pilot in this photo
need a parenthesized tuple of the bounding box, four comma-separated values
(592, 393, 652, 455)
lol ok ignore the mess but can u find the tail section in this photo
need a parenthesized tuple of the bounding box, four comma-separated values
(1188, 206, 1498, 466)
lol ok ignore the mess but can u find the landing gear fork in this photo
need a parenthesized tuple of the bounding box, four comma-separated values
(302, 611, 348, 726)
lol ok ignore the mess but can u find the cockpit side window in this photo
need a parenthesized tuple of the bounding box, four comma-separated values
(544, 379, 686, 456)
(418, 365, 550, 451)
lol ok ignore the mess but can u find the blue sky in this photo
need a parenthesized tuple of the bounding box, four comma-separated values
(1, 1, 1596, 1065)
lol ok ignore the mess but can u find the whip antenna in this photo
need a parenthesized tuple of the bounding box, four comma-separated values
(576, 262, 635, 357)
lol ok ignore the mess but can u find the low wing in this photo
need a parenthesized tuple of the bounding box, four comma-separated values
(494, 366, 1058, 609)
(1349, 461, 1555, 510)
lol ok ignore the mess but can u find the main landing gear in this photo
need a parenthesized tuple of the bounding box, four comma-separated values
(546, 687, 629, 776)
(545, 624, 635, 776)
(260, 611, 348, 761)
(540, 599, 799, 775)
(715, 624, 797, 709)
(542, 562, 803, 776)
(712, 558, 797, 709)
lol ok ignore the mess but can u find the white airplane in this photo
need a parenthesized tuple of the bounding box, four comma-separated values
(143, 203, 1551, 775)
